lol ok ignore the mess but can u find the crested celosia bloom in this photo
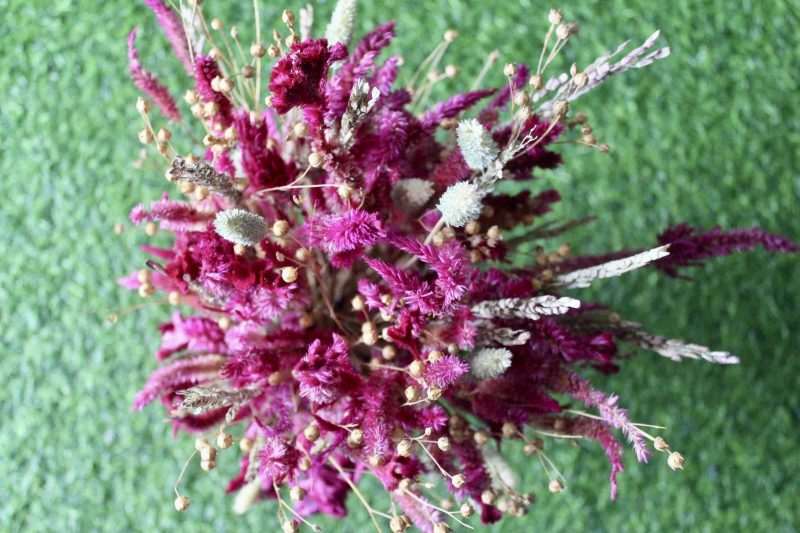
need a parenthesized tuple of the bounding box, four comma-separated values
(119, 2, 797, 531)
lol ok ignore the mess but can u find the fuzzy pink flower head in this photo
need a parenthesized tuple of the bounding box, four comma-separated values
(258, 433, 299, 483)
(293, 334, 356, 405)
(309, 209, 385, 255)
(269, 39, 347, 114)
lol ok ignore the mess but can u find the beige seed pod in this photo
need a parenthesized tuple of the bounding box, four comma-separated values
(281, 267, 298, 283)
(409, 360, 425, 378)
(217, 433, 233, 449)
(460, 502, 474, 517)
(668, 451, 685, 471)
(308, 152, 324, 168)
(289, 486, 306, 501)
(451, 473, 466, 488)
(548, 479, 564, 493)
(174, 495, 190, 511)
(397, 438, 414, 457)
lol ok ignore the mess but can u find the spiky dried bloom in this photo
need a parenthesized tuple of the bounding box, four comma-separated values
(457, 119, 500, 170)
(471, 348, 513, 379)
(213, 209, 267, 246)
(326, 0, 357, 46)
(118, 5, 796, 532)
(437, 181, 484, 227)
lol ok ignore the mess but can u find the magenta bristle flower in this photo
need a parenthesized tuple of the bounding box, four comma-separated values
(118, 5, 797, 531)
(127, 29, 181, 122)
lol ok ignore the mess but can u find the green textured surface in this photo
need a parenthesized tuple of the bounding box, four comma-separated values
(2, 0, 798, 531)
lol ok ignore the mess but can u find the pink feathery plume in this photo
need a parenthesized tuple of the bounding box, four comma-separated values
(127, 29, 181, 122)
(655, 224, 799, 278)
(143, 0, 193, 74)
(419, 89, 496, 131)
(557, 371, 651, 462)
(326, 22, 396, 121)
(129, 195, 212, 231)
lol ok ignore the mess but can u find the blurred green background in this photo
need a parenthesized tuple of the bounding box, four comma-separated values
(2, 0, 798, 531)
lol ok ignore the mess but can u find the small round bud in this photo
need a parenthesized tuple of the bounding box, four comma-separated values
(250, 42, 266, 57)
(299, 313, 314, 328)
(308, 152, 324, 168)
(210, 18, 223, 30)
(272, 220, 289, 237)
(398, 478, 412, 491)
(444, 64, 458, 78)
(282, 9, 295, 25)
(548, 8, 563, 25)
(137, 269, 152, 284)
(184, 90, 199, 104)
(552, 99, 569, 118)
(298, 456, 312, 471)
(460, 502, 474, 517)
(289, 486, 306, 501)
(443, 30, 458, 42)
(216, 432, 233, 449)
(523, 443, 537, 456)
(217, 316, 232, 330)
(409, 360, 425, 378)
(433, 523, 451, 533)
(654, 436, 669, 452)
(282, 520, 299, 533)
(513, 90, 530, 107)
(156, 127, 172, 143)
(136, 97, 151, 114)
(427, 350, 443, 363)
(529, 74, 544, 91)
(390, 427, 405, 443)
(347, 428, 364, 448)
(168, 291, 181, 306)
(501, 421, 518, 438)
(397, 438, 414, 457)
(138, 283, 155, 298)
(268, 44, 281, 58)
(469, 249, 483, 263)
(138, 128, 154, 144)
(239, 437, 254, 452)
(437, 436, 451, 452)
(294, 248, 309, 262)
(233, 243, 247, 256)
(195, 437, 211, 452)
(241, 65, 255, 78)
(390, 515, 411, 532)
(369, 454, 386, 467)
(548, 479, 564, 493)
(464, 220, 481, 235)
(427, 385, 443, 401)
(144, 222, 158, 236)
(405, 386, 421, 402)
(487, 225, 502, 240)
(304, 424, 320, 442)
(281, 266, 298, 283)
(573, 71, 588, 88)
(473, 430, 490, 446)
(503, 63, 516, 77)
(293, 122, 307, 137)
(668, 451, 685, 471)
(582, 133, 597, 145)
(481, 489, 496, 505)
(337, 184, 352, 201)
(451, 473, 466, 488)
(200, 459, 217, 471)
(200, 446, 217, 462)
(219, 77, 234, 93)
(285, 34, 300, 47)
(174, 495, 190, 511)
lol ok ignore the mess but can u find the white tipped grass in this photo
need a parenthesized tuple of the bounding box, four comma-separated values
(326, 0, 357, 46)
(472, 295, 581, 320)
(554, 245, 670, 289)
(470, 348, 513, 379)
(214, 208, 267, 246)
(457, 118, 500, 170)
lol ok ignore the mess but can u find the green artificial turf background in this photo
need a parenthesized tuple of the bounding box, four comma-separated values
(2, 0, 799, 531)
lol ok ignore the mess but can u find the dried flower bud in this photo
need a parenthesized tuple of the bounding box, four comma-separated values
(501, 421, 519, 438)
(242, 65, 255, 78)
(513, 90, 530, 107)
(473, 430, 490, 446)
(481, 489, 496, 505)
(409, 360, 426, 378)
(404, 386, 421, 402)
(443, 29, 458, 42)
(219, 77, 234, 93)
(281, 267, 299, 283)
(529, 74, 544, 91)
(433, 522, 452, 533)
(460, 502, 474, 517)
(503, 63, 516, 77)
(174, 495, 190, 511)
(308, 152, 324, 168)
(250, 42, 266, 57)
(397, 438, 414, 457)
(451, 473, 466, 488)
(217, 433, 233, 449)
(136, 97, 151, 114)
(218, 316, 232, 330)
(289, 486, 306, 501)
(427, 385, 443, 400)
(390, 515, 411, 532)
(304, 423, 320, 442)
(282, 520, 299, 533)
(347, 428, 364, 448)
(573, 71, 588, 88)
(436, 436, 451, 452)
(382, 345, 397, 361)
(239, 437, 254, 452)
(548, 479, 564, 493)
(282, 9, 295, 25)
(168, 291, 181, 305)
(272, 220, 290, 237)
(668, 451, 684, 471)
(214, 209, 267, 246)
(552, 99, 569, 118)
(444, 64, 458, 78)
(548, 8, 563, 25)
(200, 459, 216, 471)
(298, 456, 312, 471)
(427, 350, 443, 363)
(200, 446, 217, 462)
(464, 220, 481, 235)
(654, 437, 669, 452)
(138, 128, 154, 144)
(138, 283, 155, 298)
